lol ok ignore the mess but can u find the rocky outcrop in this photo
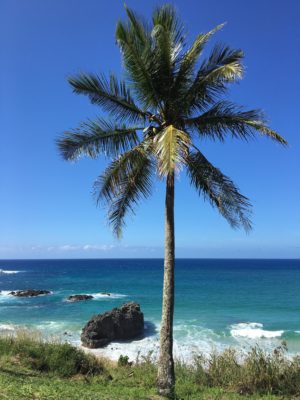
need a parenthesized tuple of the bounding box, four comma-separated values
(67, 294, 94, 302)
(81, 302, 144, 348)
(9, 289, 51, 297)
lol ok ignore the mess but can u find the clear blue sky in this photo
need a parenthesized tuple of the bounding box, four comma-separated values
(1, 0, 299, 259)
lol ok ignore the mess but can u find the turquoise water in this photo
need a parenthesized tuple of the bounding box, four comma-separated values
(1, 259, 300, 360)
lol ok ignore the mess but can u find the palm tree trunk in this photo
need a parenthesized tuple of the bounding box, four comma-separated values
(157, 172, 175, 398)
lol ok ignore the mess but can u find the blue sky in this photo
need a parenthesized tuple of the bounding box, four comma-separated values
(1, 0, 299, 259)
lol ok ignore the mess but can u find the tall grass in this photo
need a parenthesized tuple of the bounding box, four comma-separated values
(1, 330, 300, 397)
(0, 330, 104, 377)
(177, 342, 300, 396)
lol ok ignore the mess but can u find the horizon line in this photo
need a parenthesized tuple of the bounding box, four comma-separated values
(1, 257, 300, 261)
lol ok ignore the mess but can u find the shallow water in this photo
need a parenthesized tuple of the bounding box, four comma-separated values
(1, 259, 300, 361)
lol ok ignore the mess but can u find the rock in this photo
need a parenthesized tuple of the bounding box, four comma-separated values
(67, 294, 94, 302)
(9, 289, 51, 297)
(81, 302, 144, 348)
(100, 292, 111, 296)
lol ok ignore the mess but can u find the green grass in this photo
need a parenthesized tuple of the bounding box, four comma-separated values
(0, 331, 300, 399)
(0, 329, 103, 377)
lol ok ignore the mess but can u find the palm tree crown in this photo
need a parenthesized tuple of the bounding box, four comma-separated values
(58, 5, 286, 237)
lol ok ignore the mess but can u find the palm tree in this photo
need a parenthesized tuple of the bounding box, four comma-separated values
(57, 4, 286, 398)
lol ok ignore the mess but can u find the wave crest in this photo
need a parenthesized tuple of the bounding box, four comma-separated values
(230, 322, 284, 339)
(0, 270, 21, 275)
(91, 292, 128, 300)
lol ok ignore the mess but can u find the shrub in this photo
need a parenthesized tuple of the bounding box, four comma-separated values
(118, 355, 130, 367)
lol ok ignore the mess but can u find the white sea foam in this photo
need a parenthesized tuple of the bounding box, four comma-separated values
(83, 320, 287, 363)
(64, 292, 127, 302)
(0, 317, 291, 363)
(81, 334, 161, 362)
(230, 322, 284, 339)
(81, 332, 225, 364)
(0, 323, 15, 332)
(0, 290, 14, 302)
(91, 293, 128, 300)
(36, 321, 69, 330)
(0, 270, 21, 275)
(0, 290, 13, 296)
(78, 321, 227, 363)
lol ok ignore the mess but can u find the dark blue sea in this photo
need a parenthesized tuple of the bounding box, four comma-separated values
(1, 259, 300, 360)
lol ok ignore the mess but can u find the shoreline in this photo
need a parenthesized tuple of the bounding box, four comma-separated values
(1, 320, 299, 364)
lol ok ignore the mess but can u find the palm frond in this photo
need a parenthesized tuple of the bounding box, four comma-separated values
(185, 149, 252, 231)
(154, 125, 191, 175)
(124, 5, 150, 46)
(173, 24, 225, 96)
(57, 118, 141, 160)
(94, 146, 154, 237)
(68, 73, 147, 123)
(151, 22, 173, 98)
(152, 4, 185, 50)
(199, 43, 244, 81)
(150, 4, 186, 99)
(185, 101, 287, 144)
(185, 45, 244, 113)
(116, 17, 160, 109)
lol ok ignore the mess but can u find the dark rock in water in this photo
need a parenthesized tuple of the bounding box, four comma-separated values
(100, 292, 111, 296)
(67, 294, 94, 302)
(81, 302, 144, 348)
(9, 289, 51, 297)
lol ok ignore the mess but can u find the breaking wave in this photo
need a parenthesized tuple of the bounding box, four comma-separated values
(0, 269, 21, 275)
(230, 322, 284, 339)
(91, 293, 128, 300)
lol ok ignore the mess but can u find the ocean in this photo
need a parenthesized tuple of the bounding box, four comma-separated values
(0, 258, 300, 361)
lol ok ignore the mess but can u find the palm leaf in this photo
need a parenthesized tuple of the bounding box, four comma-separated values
(152, 4, 185, 50)
(185, 45, 244, 113)
(173, 24, 225, 96)
(151, 23, 173, 98)
(57, 118, 141, 160)
(150, 4, 186, 99)
(94, 146, 154, 237)
(124, 5, 150, 46)
(154, 125, 191, 175)
(185, 101, 287, 144)
(199, 44, 244, 81)
(116, 18, 160, 110)
(68, 73, 147, 123)
(185, 149, 252, 231)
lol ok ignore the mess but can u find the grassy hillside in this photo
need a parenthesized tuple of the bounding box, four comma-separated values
(0, 331, 299, 399)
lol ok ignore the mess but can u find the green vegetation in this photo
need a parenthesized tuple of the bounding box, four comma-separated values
(0, 330, 103, 378)
(0, 332, 300, 399)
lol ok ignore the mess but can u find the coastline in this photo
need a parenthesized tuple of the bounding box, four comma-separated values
(1, 258, 300, 362)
